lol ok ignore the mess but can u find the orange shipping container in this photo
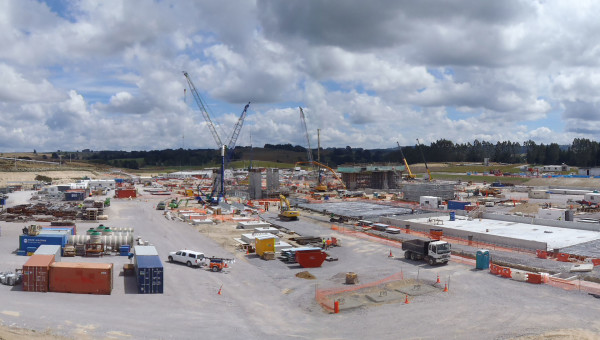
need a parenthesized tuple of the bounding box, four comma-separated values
(49, 262, 113, 295)
(115, 189, 137, 198)
(23, 254, 55, 292)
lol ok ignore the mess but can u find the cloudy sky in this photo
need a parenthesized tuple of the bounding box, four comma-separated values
(1, 0, 599, 152)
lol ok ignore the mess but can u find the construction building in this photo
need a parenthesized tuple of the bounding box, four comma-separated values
(337, 164, 405, 190)
(401, 182, 455, 202)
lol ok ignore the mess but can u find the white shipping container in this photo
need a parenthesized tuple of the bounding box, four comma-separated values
(34, 244, 62, 262)
(134, 245, 159, 256)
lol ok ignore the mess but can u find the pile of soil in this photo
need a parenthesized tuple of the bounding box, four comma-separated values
(296, 271, 316, 280)
(510, 202, 540, 215)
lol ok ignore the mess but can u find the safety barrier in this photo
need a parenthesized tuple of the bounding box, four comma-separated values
(315, 271, 405, 313)
(527, 273, 542, 284)
(556, 253, 571, 262)
(536, 249, 548, 259)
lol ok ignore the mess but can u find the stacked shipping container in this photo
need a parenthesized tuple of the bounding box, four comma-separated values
(133, 245, 163, 294)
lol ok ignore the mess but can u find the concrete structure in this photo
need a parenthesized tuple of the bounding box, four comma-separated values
(381, 214, 600, 251)
(578, 167, 600, 176)
(266, 168, 279, 193)
(248, 168, 262, 199)
(401, 182, 455, 202)
(337, 164, 404, 190)
(541, 164, 570, 172)
(529, 190, 550, 199)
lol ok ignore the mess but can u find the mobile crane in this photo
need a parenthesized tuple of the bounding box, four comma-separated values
(183, 71, 250, 203)
(416, 138, 433, 181)
(397, 142, 416, 180)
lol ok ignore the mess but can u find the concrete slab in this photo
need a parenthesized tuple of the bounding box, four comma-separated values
(406, 216, 600, 249)
(299, 201, 417, 220)
(396, 283, 441, 296)
(365, 289, 406, 303)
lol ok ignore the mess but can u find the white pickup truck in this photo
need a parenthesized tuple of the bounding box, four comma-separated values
(168, 249, 206, 267)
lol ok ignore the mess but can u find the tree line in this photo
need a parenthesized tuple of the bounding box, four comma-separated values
(74, 138, 600, 169)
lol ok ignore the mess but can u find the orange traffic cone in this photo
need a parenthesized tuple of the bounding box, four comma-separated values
(217, 285, 223, 295)
(443, 283, 448, 292)
(388, 249, 394, 258)
(246, 248, 249, 255)
(436, 275, 441, 284)
(404, 294, 410, 304)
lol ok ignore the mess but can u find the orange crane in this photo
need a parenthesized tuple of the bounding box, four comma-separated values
(295, 161, 346, 191)
(397, 141, 416, 180)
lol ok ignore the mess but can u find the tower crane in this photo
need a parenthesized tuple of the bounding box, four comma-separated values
(397, 141, 416, 180)
(416, 138, 432, 181)
(183, 71, 250, 203)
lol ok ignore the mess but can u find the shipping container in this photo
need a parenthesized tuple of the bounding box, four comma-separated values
(447, 200, 471, 210)
(22, 254, 55, 292)
(65, 192, 85, 201)
(49, 262, 113, 295)
(41, 226, 76, 235)
(20, 234, 67, 251)
(135, 255, 163, 294)
(115, 189, 137, 198)
(34, 244, 62, 261)
(134, 245, 159, 256)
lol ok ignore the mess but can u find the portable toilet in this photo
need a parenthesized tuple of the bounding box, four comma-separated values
(449, 211, 456, 221)
(476, 249, 490, 270)
(254, 235, 276, 257)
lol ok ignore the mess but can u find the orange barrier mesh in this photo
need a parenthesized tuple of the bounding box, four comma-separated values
(315, 271, 405, 312)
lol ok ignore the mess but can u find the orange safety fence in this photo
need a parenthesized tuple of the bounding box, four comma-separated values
(330, 224, 537, 256)
(315, 271, 405, 312)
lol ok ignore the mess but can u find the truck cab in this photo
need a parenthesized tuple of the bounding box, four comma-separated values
(428, 241, 451, 265)
(402, 239, 451, 265)
(168, 249, 205, 267)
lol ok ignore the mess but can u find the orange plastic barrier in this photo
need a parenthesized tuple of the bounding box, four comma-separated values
(556, 253, 570, 262)
(489, 264, 499, 275)
(591, 259, 600, 267)
(527, 273, 542, 284)
(536, 250, 548, 259)
(500, 267, 512, 278)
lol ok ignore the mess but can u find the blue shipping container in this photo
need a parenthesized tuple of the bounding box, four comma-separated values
(65, 192, 84, 201)
(20, 234, 67, 251)
(447, 200, 470, 210)
(135, 255, 164, 294)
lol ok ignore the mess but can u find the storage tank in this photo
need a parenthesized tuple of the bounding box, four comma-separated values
(90, 231, 102, 244)
(102, 228, 114, 236)
(86, 228, 96, 235)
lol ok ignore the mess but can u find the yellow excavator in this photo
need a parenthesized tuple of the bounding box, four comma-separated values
(397, 142, 416, 180)
(278, 194, 300, 221)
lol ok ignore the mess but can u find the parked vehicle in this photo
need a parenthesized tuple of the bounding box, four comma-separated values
(168, 250, 205, 267)
(156, 202, 166, 210)
(402, 239, 451, 265)
(207, 257, 234, 272)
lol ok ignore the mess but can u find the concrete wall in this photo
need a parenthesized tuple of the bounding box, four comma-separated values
(480, 212, 600, 232)
(380, 215, 548, 251)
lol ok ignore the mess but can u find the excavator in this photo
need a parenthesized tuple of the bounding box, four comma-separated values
(278, 194, 300, 221)
(397, 142, 416, 180)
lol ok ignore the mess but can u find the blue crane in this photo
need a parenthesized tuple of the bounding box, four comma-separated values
(183, 71, 250, 203)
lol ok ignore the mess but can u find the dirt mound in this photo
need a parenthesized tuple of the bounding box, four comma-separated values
(510, 202, 540, 215)
(512, 328, 600, 340)
(296, 271, 316, 280)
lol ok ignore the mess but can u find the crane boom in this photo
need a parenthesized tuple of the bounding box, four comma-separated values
(397, 142, 416, 179)
(295, 161, 346, 190)
(225, 102, 250, 165)
(416, 139, 432, 181)
(299, 107, 314, 164)
(183, 71, 223, 148)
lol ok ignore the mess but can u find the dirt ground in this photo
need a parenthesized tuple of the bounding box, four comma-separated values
(0, 170, 109, 187)
(3, 171, 600, 339)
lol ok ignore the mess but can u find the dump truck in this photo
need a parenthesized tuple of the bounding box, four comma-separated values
(402, 239, 451, 265)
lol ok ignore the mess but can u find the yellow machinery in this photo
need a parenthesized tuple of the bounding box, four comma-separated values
(295, 161, 346, 192)
(278, 194, 300, 221)
(397, 142, 416, 180)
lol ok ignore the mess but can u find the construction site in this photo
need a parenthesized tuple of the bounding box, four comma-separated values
(0, 164, 600, 339)
(1, 74, 600, 339)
